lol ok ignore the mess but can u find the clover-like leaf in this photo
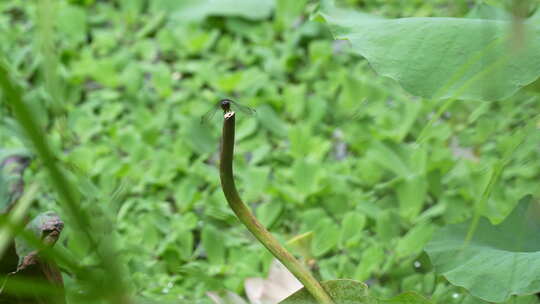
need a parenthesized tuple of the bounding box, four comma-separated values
(425, 195, 540, 303)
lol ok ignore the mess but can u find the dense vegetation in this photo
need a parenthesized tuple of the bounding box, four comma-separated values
(0, 0, 539, 303)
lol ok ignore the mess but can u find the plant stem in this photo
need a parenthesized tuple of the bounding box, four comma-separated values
(219, 111, 334, 304)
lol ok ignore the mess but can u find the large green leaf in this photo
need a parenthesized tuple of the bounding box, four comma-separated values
(425, 195, 540, 303)
(317, 1, 540, 101)
(279, 279, 433, 304)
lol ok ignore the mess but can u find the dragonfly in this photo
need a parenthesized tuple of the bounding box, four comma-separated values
(200, 99, 256, 124)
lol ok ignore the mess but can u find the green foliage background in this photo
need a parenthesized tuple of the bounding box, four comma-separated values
(0, 0, 539, 303)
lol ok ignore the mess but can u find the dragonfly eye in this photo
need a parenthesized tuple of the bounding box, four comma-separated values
(220, 99, 231, 106)
(220, 99, 232, 111)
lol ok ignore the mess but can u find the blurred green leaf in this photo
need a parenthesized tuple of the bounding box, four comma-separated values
(311, 218, 339, 257)
(153, 0, 275, 22)
(425, 195, 540, 303)
(275, 0, 308, 30)
(183, 119, 217, 154)
(292, 159, 320, 201)
(396, 175, 428, 220)
(256, 201, 283, 228)
(395, 223, 435, 259)
(354, 244, 384, 281)
(57, 3, 87, 45)
(339, 212, 365, 248)
(287, 231, 313, 260)
(367, 142, 409, 177)
(257, 105, 288, 137)
(318, 0, 540, 101)
(202, 225, 226, 265)
(376, 210, 400, 242)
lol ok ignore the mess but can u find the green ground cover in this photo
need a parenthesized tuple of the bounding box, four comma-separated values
(0, 0, 539, 303)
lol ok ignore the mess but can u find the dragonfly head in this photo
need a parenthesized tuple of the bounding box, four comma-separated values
(220, 99, 233, 112)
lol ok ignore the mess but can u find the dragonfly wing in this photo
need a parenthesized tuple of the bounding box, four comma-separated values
(200, 106, 219, 124)
(230, 101, 256, 115)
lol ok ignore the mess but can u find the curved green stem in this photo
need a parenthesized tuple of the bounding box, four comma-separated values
(219, 112, 334, 304)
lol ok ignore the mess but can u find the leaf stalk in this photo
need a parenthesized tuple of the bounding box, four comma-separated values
(219, 111, 334, 304)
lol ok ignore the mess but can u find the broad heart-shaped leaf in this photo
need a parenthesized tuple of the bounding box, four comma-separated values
(279, 279, 433, 304)
(317, 1, 540, 101)
(425, 195, 540, 303)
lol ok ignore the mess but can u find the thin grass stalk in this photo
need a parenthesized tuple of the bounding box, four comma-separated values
(0, 60, 131, 304)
